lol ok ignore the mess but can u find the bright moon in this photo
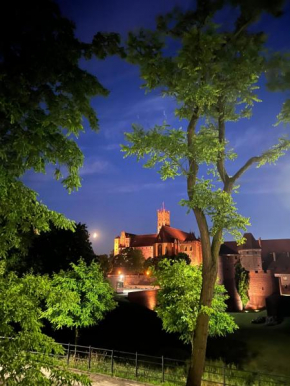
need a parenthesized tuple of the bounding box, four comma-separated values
(93, 232, 98, 239)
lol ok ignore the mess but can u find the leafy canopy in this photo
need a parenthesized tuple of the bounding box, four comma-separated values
(45, 260, 116, 331)
(123, 5, 290, 244)
(0, 0, 122, 257)
(123, 2, 290, 383)
(0, 263, 91, 385)
(7, 222, 97, 276)
(0, 1, 120, 383)
(154, 260, 237, 345)
(112, 247, 145, 274)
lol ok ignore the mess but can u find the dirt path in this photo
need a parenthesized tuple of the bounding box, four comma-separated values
(88, 373, 150, 386)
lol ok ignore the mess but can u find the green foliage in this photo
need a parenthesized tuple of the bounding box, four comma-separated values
(0, 0, 121, 383)
(124, 4, 290, 246)
(0, 0, 121, 257)
(0, 267, 91, 385)
(235, 262, 250, 308)
(154, 260, 238, 345)
(0, 175, 75, 258)
(96, 254, 113, 275)
(112, 247, 145, 273)
(125, 2, 289, 384)
(144, 253, 191, 271)
(180, 181, 250, 244)
(45, 259, 116, 332)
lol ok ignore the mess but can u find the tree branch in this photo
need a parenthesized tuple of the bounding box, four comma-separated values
(170, 157, 188, 175)
(216, 99, 230, 186)
(230, 155, 261, 185)
(187, 108, 199, 200)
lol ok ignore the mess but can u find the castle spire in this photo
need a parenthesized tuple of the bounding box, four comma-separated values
(157, 203, 170, 233)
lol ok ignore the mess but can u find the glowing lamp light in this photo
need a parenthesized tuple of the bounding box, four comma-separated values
(118, 270, 122, 275)
(146, 270, 150, 276)
(119, 274, 124, 280)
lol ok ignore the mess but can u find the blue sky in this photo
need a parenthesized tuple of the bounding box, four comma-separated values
(24, 0, 290, 254)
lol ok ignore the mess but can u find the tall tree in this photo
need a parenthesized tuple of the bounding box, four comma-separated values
(0, 264, 91, 385)
(123, 1, 289, 385)
(0, 0, 121, 383)
(0, 0, 121, 257)
(154, 260, 237, 345)
(44, 260, 116, 347)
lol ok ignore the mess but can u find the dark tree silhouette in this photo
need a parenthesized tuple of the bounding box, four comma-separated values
(8, 223, 96, 275)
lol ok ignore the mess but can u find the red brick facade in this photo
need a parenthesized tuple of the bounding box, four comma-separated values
(114, 206, 202, 265)
(114, 208, 290, 310)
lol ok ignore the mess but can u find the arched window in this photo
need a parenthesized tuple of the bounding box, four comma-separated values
(158, 244, 162, 256)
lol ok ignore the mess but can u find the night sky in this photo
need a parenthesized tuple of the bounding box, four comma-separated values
(24, 0, 290, 254)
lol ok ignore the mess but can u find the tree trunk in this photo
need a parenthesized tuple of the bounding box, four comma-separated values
(186, 211, 220, 386)
(186, 257, 218, 386)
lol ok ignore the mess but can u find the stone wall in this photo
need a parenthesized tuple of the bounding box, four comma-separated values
(135, 246, 153, 259)
(219, 256, 243, 311)
(107, 274, 156, 290)
(240, 249, 262, 271)
(246, 270, 276, 309)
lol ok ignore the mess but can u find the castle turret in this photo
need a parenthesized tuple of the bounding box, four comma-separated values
(157, 203, 170, 233)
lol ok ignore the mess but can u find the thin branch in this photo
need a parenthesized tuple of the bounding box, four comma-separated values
(230, 155, 261, 185)
(170, 157, 188, 175)
(216, 98, 230, 185)
(187, 108, 199, 200)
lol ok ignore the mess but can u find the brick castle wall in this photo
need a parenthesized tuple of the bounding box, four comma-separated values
(246, 270, 276, 309)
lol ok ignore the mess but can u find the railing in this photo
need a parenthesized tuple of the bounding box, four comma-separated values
(53, 342, 290, 386)
(57, 343, 185, 385)
(2, 337, 289, 385)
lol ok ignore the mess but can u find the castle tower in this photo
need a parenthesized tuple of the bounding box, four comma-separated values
(157, 202, 170, 233)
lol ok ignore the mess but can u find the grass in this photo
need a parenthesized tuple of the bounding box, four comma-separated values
(55, 346, 290, 386)
(207, 311, 290, 377)
(50, 302, 290, 385)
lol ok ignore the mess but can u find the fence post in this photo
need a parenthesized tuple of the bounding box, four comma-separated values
(135, 352, 138, 378)
(161, 356, 165, 383)
(67, 343, 70, 366)
(223, 362, 226, 386)
(88, 346, 92, 370)
(111, 350, 114, 376)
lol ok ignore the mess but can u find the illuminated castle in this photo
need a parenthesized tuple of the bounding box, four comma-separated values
(220, 234, 290, 310)
(114, 205, 290, 311)
(114, 204, 202, 265)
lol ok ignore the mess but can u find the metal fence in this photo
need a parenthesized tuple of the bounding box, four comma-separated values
(54, 342, 290, 386)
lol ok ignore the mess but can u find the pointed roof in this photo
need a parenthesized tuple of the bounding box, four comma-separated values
(185, 232, 198, 242)
(220, 243, 238, 255)
(157, 226, 197, 243)
(130, 234, 157, 247)
(239, 233, 261, 250)
(124, 232, 136, 238)
(222, 233, 261, 252)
